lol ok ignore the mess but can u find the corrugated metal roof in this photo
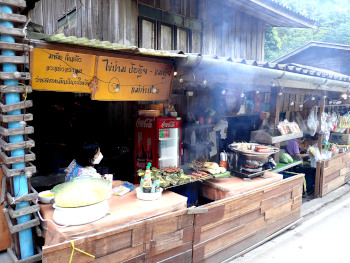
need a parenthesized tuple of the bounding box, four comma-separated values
(223, 0, 315, 28)
(44, 33, 185, 58)
(273, 42, 350, 77)
(183, 55, 350, 83)
(268, 0, 313, 21)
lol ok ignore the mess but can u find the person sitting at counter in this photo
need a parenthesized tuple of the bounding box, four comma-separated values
(286, 139, 309, 159)
(65, 142, 104, 182)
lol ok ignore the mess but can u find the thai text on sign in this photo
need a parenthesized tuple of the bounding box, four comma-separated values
(31, 48, 96, 93)
(94, 56, 173, 101)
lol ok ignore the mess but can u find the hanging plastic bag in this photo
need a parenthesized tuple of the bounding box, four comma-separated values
(329, 112, 338, 132)
(307, 145, 322, 162)
(307, 107, 319, 136)
(320, 112, 331, 142)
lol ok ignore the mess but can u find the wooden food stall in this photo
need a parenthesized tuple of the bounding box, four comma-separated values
(193, 172, 304, 262)
(317, 148, 350, 197)
(40, 185, 192, 263)
(38, 171, 304, 263)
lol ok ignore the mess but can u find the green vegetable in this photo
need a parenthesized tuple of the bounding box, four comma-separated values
(280, 153, 293, 164)
(213, 171, 231, 178)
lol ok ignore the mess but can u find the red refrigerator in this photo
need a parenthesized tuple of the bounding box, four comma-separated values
(134, 117, 182, 172)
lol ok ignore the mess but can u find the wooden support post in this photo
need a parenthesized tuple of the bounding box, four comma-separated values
(270, 86, 282, 163)
(314, 92, 326, 198)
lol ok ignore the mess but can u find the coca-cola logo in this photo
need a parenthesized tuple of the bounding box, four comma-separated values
(136, 118, 153, 128)
(161, 121, 176, 128)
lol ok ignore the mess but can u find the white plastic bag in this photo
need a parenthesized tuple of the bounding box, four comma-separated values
(307, 107, 319, 136)
(308, 145, 321, 163)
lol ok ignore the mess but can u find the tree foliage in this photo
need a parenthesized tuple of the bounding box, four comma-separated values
(265, 0, 350, 61)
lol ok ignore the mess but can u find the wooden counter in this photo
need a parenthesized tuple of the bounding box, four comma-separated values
(200, 171, 283, 200)
(41, 174, 305, 263)
(318, 152, 350, 196)
(194, 173, 304, 262)
(41, 189, 190, 263)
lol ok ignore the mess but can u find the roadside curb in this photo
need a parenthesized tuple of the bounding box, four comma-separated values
(301, 181, 350, 219)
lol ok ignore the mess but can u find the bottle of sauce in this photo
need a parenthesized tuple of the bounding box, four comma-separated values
(143, 163, 152, 193)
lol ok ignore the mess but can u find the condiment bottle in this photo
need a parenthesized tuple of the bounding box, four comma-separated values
(143, 163, 152, 193)
(155, 179, 160, 193)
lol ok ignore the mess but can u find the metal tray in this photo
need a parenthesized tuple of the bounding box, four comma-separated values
(228, 142, 279, 156)
(232, 168, 271, 179)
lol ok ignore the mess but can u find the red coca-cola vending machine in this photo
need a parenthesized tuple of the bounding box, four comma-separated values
(134, 117, 182, 173)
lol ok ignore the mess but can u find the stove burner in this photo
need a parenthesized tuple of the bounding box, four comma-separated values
(242, 167, 263, 173)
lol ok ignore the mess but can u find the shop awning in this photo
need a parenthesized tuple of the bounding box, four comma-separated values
(39, 34, 350, 93)
(44, 33, 185, 59)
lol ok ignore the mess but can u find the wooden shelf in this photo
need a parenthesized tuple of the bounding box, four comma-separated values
(325, 104, 350, 107)
(271, 160, 303, 173)
(186, 124, 215, 129)
(251, 130, 303, 144)
(225, 112, 259, 118)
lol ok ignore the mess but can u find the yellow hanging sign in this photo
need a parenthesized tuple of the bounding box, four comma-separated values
(31, 48, 96, 93)
(93, 56, 173, 101)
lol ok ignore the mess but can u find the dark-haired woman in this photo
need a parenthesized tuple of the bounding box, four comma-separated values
(64, 142, 103, 182)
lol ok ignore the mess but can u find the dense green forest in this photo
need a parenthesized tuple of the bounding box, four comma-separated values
(265, 0, 350, 61)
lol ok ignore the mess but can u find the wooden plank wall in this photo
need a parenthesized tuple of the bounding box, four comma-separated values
(27, 0, 266, 61)
(27, 0, 138, 45)
(192, 174, 304, 263)
(203, 0, 266, 60)
(42, 209, 193, 263)
(321, 152, 350, 196)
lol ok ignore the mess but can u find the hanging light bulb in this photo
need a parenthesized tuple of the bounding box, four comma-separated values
(203, 79, 207, 86)
(271, 81, 276, 87)
(221, 89, 226, 95)
(290, 101, 295, 106)
(173, 71, 178, 76)
(13, 71, 21, 78)
(114, 84, 120, 93)
(329, 101, 333, 105)
(323, 95, 327, 99)
(241, 91, 245, 98)
(25, 170, 32, 179)
(299, 104, 303, 109)
(311, 96, 315, 101)
(151, 85, 157, 94)
(342, 94, 348, 100)
(179, 76, 184, 83)
(255, 90, 260, 94)
(19, 121, 26, 127)
(278, 91, 283, 96)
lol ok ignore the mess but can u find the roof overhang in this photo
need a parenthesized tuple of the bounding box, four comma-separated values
(221, 0, 316, 28)
(40, 34, 350, 93)
(175, 54, 350, 93)
(274, 41, 350, 63)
